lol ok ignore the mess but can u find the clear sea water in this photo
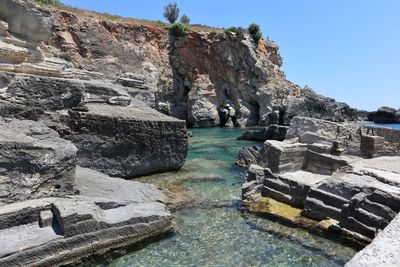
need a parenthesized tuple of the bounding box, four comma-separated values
(361, 123, 400, 130)
(85, 128, 357, 267)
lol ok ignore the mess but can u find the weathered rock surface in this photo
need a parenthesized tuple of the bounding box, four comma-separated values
(345, 213, 400, 267)
(0, 118, 77, 206)
(257, 140, 308, 173)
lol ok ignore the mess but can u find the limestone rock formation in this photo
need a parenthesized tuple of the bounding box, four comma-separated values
(235, 145, 262, 167)
(0, 118, 77, 206)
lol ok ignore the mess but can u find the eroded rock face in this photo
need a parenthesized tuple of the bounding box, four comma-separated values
(0, 118, 77, 206)
(241, 116, 400, 242)
(0, 0, 53, 42)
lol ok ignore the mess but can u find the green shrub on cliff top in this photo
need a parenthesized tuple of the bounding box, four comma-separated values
(169, 22, 188, 37)
(35, 0, 60, 5)
(248, 23, 262, 42)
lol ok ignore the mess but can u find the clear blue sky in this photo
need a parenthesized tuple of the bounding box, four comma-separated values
(61, 0, 400, 111)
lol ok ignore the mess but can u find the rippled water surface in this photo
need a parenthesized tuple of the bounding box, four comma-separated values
(90, 128, 357, 266)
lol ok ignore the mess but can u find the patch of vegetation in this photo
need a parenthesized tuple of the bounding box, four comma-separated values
(34, 0, 60, 5)
(169, 22, 189, 37)
(224, 26, 238, 33)
(180, 15, 190, 25)
(163, 2, 180, 23)
(156, 20, 166, 26)
(248, 23, 262, 42)
(100, 12, 122, 20)
(59, 53, 73, 62)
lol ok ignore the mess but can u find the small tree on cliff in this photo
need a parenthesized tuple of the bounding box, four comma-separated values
(180, 15, 190, 25)
(248, 23, 262, 42)
(163, 2, 180, 23)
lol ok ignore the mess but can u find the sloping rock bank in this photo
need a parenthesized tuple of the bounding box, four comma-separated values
(0, 118, 174, 266)
(240, 117, 400, 263)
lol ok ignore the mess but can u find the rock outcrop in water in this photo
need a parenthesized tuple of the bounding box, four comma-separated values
(368, 106, 400, 124)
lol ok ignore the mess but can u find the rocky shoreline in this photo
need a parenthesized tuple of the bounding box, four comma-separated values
(0, 0, 399, 265)
(239, 117, 400, 264)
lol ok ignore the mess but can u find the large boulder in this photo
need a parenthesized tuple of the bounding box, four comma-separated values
(0, 118, 77, 206)
(67, 103, 188, 178)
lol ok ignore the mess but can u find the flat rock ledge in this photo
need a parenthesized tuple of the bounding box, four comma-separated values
(0, 166, 173, 266)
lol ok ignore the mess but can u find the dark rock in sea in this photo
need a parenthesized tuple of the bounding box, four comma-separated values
(368, 106, 400, 124)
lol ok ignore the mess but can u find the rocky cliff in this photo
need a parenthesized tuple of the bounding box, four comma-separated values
(0, 0, 189, 178)
(1, 0, 364, 128)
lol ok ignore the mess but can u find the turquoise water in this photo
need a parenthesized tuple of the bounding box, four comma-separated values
(87, 128, 357, 266)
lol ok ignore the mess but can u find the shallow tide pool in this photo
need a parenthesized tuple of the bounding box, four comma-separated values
(87, 128, 357, 267)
